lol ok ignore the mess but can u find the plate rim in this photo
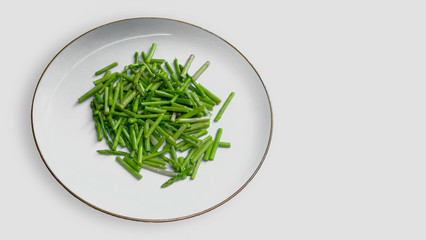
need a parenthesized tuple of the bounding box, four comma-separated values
(31, 17, 274, 222)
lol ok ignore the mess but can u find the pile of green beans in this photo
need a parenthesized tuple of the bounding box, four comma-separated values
(78, 43, 234, 188)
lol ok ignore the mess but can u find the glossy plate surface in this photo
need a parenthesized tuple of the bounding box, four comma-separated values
(32, 18, 272, 222)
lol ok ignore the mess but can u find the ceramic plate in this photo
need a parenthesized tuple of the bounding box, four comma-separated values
(31, 18, 272, 222)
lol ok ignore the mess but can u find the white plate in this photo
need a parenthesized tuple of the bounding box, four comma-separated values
(31, 18, 272, 222)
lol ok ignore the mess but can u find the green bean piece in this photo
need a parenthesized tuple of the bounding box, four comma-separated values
(190, 136, 213, 164)
(140, 101, 170, 106)
(94, 115, 103, 141)
(121, 127, 132, 149)
(186, 122, 210, 132)
(130, 125, 137, 150)
(179, 77, 192, 91)
(174, 98, 194, 106)
(209, 128, 222, 160)
(178, 157, 184, 165)
(172, 123, 188, 140)
(214, 92, 235, 122)
(145, 43, 157, 63)
(176, 117, 210, 123)
(132, 94, 140, 113)
(123, 155, 141, 172)
(144, 157, 166, 165)
(134, 52, 139, 63)
(190, 140, 213, 179)
(153, 135, 166, 152)
(144, 133, 151, 152)
(178, 142, 192, 152)
(134, 113, 165, 119)
(190, 92, 209, 114)
(93, 73, 115, 85)
(146, 119, 176, 145)
(102, 126, 116, 149)
(136, 139, 143, 164)
(142, 160, 166, 169)
(180, 148, 196, 170)
(110, 82, 121, 112)
(174, 58, 182, 80)
(108, 85, 114, 106)
(162, 106, 191, 112)
(200, 96, 216, 106)
(174, 140, 187, 150)
(178, 105, 206, 119)
(78, 84, 103, 103)
(103, 86, 110, 114)
(146, 114, 164, 139)
(170, 112, 177, 122)
(104, 70, 112, 77)
(95, 62, 118, 76)
(191, 129, 208, 138)
(101, 73, 118, 90)
(192, 61, 210, 81)
(149, 135, 159, 146)
(141, 164, 177, 177)
(117, 73, 133, 82)
(119, 90, 138, 109)
(112, 120, 125, 150)
(141, 51, 147, 62)
(136, 123, 144, 141)
(161, 171, 189, 188)
(97, 149, 129, 157)
(218, 142, 231, 148)
(158, 72, 175, 90)
(145, 106, 167, 114)
(170, 102, 188, 109)
(110, 111, 130, 118)
(197, 84, 221, 105)
(154, 90, 174, 98)
(141, 149, 168, 161)
(152, 58, 167, 64)
(204, 142, 213, 160)
(180, 54, 195, 78)
(170, 145, 177, 162)
(165, 61, 180, 83)
(149, 81, 162, 91)
(119, 82, 124, 103)
(116, 157, 142, 180)
(164, 61, 174, 74)
(112, 117, 123, 131)
(94, 92, 104, 104)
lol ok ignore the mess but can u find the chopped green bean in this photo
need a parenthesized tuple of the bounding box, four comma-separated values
(218, 142, 231, 148)
(116, 157, 142, 180)
(197, 84, 221, 105)
(192, 61, 210, 81)
(78, 84, 103, 103)
(95, 62, 118, 76)
(214, 92, 235, 122)
(209, 128, 222, 160)
(145, 43, 157, 63)
(180, 54, 195, 78)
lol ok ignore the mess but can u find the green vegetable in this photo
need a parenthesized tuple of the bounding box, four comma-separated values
(218, 142, 231, 148)
(116, 157, 142, 180)
(209, 128, 222, 160)
(78, 84, 104, 103)
(77, 44, 234, 188)
(95, 62, 118, 76)
(214, 92, 235, 122)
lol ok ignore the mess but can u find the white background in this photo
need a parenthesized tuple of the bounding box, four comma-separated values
(2, 0, 426, 239)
